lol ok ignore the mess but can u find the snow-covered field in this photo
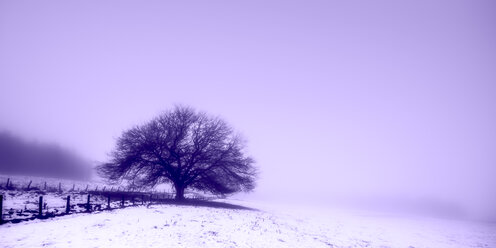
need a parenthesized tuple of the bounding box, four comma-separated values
(1, 199, 495, 248)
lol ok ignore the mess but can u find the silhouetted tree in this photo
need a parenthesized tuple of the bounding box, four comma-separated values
(98, 106, 257, 200)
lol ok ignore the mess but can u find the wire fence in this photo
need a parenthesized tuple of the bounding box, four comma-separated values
(0, 177, 214, 225)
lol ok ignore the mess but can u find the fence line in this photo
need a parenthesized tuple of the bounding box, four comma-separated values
(0, 190, 198, 224)
(0, 177, 214, 225)
(0, 177, 178, 195)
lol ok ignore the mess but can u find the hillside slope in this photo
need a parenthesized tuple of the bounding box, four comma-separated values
(1, 200, 495, 248)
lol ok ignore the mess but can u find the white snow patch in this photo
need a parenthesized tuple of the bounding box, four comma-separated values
(1, 200, 495, 248)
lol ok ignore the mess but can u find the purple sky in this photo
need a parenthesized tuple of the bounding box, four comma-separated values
(1, 1, 495, 218)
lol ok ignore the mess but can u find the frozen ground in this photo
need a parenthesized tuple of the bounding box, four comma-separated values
(1, 200, 495, 248)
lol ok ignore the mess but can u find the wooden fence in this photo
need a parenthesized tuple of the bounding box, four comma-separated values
(0, 177, 212, 225)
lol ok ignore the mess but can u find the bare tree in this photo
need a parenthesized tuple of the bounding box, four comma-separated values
(98, 105, 257, 200)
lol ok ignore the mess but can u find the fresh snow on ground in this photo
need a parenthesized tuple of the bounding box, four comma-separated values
(1, 200, 495, 248)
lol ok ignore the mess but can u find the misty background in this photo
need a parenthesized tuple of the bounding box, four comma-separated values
(1, 1, 495, 220)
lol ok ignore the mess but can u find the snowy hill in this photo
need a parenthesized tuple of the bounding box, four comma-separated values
(1, 199, 495, 248)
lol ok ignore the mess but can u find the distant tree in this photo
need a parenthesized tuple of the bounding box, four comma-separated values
(0, 131, 91, 180)
(98, 106, 257, 200)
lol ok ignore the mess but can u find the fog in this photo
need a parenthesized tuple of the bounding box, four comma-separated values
(1, 0, 495, 220)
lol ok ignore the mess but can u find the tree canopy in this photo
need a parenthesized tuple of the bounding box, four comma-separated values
(98, 106, 257, 200)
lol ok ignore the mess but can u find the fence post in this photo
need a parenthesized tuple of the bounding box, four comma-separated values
(141, 195, 144, 205)
(85, 185, 89, 192)
(27, 180, 32, 190)
(86, 194, 91, 212)
(102, 186, 106, 192)
(107, 195, 111, 209)
(44, 182, 47, 190)
(66, 195, 70, 214)
(5, 178, 9, 188)
(72, 184, 75, 191)
(121, 195, 124, 207)
(38, 196, 43, 216)
(0, 195, 3, 224)
(58, 182, 62, 193)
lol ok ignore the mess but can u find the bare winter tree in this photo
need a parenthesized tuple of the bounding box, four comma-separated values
(98, 106, 257, 200)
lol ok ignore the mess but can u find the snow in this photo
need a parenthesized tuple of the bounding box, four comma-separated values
(0, 175, 109, 192)
(0, 174, 179, 221)
(1, 200, 495, 248)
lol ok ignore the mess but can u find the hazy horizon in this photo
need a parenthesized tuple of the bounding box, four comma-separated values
(1, 0, 495, 220)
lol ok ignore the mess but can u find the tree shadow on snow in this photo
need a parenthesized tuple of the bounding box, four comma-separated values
(156, 199, 258, 211)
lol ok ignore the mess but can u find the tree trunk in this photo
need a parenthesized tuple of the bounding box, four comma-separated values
(174, 184, 185, 201)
